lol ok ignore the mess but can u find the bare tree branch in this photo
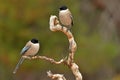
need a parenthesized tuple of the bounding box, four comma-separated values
(22, 56, 67, 64)
(71, 63, 83, 80)
(47, 70, 66, 80)
(49, 15, 82, 80)
(21, 15, 83, 80)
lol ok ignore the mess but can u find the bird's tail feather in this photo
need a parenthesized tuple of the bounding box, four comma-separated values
(13, 57, 25, 74)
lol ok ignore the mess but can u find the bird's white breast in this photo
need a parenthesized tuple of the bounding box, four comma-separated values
(24, 43, 39, 56)
(59, 9, 72, 27)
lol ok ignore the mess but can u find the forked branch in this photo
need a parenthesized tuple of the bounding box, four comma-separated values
(23, 15, 82, 80)
(48, 15, 82, 80)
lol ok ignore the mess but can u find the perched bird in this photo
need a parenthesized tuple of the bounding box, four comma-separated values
(59, 5, 73, 31)
(13, 38, 40, 74)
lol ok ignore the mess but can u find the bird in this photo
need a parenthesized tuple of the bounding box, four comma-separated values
(59, 5, 73, 31)
(13, 38, 40, 74)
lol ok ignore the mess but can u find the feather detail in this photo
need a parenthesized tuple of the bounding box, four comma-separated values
(13, 57, 25, 74)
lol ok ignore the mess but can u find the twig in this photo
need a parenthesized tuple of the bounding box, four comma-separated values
(22, 56, 67, 64)
(47, 70, 66, 80)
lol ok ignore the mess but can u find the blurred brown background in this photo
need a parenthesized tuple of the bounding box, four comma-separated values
(0, 0, 120, 80)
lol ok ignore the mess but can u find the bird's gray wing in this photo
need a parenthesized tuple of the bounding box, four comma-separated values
(20, 45, 31, 55)
(70, 15, 73, 26)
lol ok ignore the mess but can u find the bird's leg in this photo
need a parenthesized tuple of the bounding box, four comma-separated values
(66, 26, 71, 32)
(66, 28, 70, 32)
(61, 25, 64, 30)
(29, 55, 36, 59)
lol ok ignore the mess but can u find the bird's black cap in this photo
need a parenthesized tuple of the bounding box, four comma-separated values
(31, 38, 38, 43)
(59, 5, 68, 10)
